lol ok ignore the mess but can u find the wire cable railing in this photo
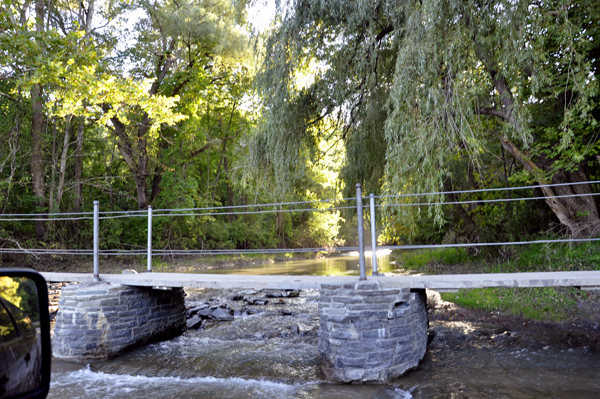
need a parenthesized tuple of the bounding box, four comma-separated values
(0, 180, 598, 222)
(1, 180, 600, 279)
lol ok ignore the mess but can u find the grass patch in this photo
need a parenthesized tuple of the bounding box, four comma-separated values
(392, 242, 600, 323)
(440, 287, 589, 322)
(394, 247, 472, 271)
(394, 241, 600, 274)
(487, 241, 600, 273)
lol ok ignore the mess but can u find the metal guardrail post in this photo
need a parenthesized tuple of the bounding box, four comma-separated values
(147, 205, 153, 273)
(93, 200, 99, 282)
(356, 184, 366, 280)
(369, 193, 378, 276)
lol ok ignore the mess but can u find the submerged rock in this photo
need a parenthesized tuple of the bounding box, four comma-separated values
(246, 298, 269, 305)
(187, 316, 202, 330)
(187, 304, 209, 317)
(211, 307, 234, 321)
(196, 307, 212, 318)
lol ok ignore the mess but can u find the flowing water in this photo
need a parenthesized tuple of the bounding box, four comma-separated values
(48, 255, 600, 398)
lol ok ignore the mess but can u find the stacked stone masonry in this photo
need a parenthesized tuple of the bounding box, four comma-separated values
(53, 282, 186, 361)
(318, 281, 428, 383)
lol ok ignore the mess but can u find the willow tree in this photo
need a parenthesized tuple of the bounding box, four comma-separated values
(254, 0, 600, 239)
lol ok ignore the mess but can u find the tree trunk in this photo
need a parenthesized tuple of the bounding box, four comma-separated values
(73, 117, 84, 212)
(30, 83, 46, 238)
(500, 137, 600, 238)
(473, 40, 600, 239)
(56, 116, 72, 211)
(276, 209, 285, 248)
(48, 118, 57, 213)
(110, 115, 149, 209)
(224, 156, 234, 223)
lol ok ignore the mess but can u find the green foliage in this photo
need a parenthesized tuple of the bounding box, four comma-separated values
(0, 277, 39, 322)
(0, 0, 345, 255)
(255, 0, 600, 243)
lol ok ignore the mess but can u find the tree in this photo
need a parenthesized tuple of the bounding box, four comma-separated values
(254, 0, 600, 239)
(102, 0, 249, 209)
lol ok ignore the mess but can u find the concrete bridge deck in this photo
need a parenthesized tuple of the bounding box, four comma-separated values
(41, 270, 600, 291)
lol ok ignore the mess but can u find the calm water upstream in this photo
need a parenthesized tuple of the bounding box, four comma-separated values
(48, 255, 600, 398)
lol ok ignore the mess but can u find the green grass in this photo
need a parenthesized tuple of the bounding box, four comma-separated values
(395, 247, 472, 270)
(393, 241, 600, 322)
(394, 241, 600, 273)
(440, 287, 589, 322)
(487, 241, 600, 273)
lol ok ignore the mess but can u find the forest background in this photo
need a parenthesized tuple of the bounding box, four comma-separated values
(0, 0, 598, 265)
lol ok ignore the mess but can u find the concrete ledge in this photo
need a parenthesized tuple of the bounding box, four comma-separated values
(41, 270, 600, 291)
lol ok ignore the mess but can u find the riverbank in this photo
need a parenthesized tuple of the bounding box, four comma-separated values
(1, 251, 323, 274)
(391, 245, 600, 347)
(47, 285, 600, 398)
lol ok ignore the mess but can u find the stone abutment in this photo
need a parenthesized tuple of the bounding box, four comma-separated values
(52, 282, 186, 361)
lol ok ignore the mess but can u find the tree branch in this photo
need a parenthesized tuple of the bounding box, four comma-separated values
(476, 107, 510, 122)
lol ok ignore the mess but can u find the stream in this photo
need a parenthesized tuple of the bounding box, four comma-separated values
(48, 255, 600, 398)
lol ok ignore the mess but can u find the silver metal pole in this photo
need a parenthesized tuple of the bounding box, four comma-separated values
(147, 205, 153, 273)
(93, 200, 99, 282)
(369, 193, 378, 276)
(356, 184, 366, 280)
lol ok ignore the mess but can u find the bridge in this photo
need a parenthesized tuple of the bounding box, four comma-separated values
(45, 269, 600, 383)
(42, 269, 600, 291)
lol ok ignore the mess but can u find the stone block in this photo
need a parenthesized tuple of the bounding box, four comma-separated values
(321, 284, 344, 290)
(361, 328, 387, 339)
(330, 329, 359, 340)
(337, 356, 365, 368)
(359, 310, 389, 320)
(323, 308, 346, 316)
(344, 368, 365, 381)
(355, 281, 380, 290)
(332, 296, 363, 304)
(389, 325, 411, 338)
(74, 289, 108, 296)
(322, 314, 362, 324)
(364, 295, 402, 303)
(346, 303, 388, 311)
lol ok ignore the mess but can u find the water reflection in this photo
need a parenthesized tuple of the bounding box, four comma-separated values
(196, 253, 399, 277)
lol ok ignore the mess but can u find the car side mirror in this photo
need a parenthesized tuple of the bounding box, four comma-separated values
(0, 269, 51, 399)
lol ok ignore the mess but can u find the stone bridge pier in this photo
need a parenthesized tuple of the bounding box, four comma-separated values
(52, 279, 428, 383)
(318, 280, 428, 383)
(53, 282, 186, 361)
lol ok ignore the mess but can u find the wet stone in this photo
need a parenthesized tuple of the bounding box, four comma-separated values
(211, 307, 234, 321)
(186, 316, 202, 330)
(196, 306, 211, 319)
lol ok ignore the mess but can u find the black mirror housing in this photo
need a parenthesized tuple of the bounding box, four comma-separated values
(0, 269, 51, 399)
